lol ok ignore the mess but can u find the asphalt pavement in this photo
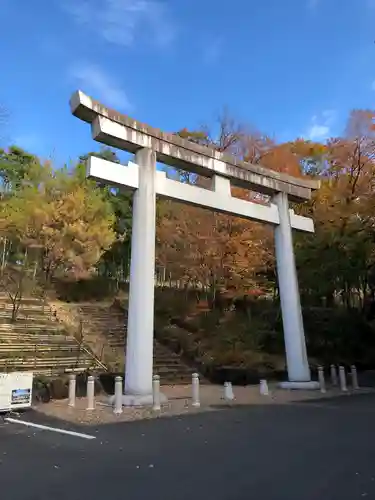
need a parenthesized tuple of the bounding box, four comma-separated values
(1, 394, 375, 500)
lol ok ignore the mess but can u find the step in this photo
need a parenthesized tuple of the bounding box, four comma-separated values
(0, 321, 64, 331)
(0, 329, 65, 336)
(153, 361, 188, 369)
(0, 304, 50, 311)
(0, 315, 57, 321)
(0, 356, 93, 365)
(153, 350, 182, 359)
(86, 326, 125, 332)
(80, 311, 125, 317)
(80, 313, 125, 319)
(0, 352, 92, 360)
(0, 309, 51, 317)
(0, 330, 74, 337)
(158, 376, 196, 384)
(32, 367, 89, 376)
(0, 357, 90, 365)
(0, 345, 78, 351)
(0, 311, 48, 317)
(79, 312, 112, 316)
(0, 318, 56, 325)
(154, 367, 194, 375)
(79, 310, 125, 316)
(0, 366, 94, 376)
(90, 320, 125, 325)
(0, 335, 77, 343)
(0, 323, 64, 331)
(0, 299, 45, 306)
(0, 322, 60, 330)
(0, 345, 85, 353)
(0, 352, 77, 360)
(0, 362, 93, 371)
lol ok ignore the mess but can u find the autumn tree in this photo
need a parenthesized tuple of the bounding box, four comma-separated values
(0, 160, 116, 281)
(294, 110, 375, 309)
(157, 113, 280, 300)
(77, 148, 134, 283)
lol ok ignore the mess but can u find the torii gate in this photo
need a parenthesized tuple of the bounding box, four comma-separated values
(70, 90, 320, 405)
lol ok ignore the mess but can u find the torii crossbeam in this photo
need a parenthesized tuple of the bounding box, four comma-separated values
(70, 90, 320, 405)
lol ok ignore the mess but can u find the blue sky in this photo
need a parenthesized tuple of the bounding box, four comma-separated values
(1, 0, 375, 166)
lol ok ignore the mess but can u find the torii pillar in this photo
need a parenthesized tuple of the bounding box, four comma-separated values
(274, 192, 311, 386)
(123, 148, 160, 405)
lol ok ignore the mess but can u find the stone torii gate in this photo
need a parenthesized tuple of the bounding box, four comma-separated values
(70, 90, 320, 404)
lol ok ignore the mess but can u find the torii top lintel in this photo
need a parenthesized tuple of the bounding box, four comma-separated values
(70, 90, 320, 202)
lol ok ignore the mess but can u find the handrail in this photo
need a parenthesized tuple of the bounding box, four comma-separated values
(72, 337, 108, 371)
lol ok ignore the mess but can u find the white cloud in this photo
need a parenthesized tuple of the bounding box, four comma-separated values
(69, 63, 131, 110)
(306, 110, 336, 141)
(61, 0, 176, 48)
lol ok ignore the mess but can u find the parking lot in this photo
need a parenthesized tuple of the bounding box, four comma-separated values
(2, 394, 375, 500)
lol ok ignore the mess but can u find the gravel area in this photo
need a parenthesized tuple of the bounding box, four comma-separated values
(33, 383, 375, 426)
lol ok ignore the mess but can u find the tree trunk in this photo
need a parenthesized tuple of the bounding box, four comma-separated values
(1, 238, 7, 275)
(11, 296, 20, 323)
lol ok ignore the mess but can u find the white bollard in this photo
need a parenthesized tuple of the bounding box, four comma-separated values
(351, 365, 359, 390)
(260, 379, 269, 396)
(228, 382, 235, 400)
(114, 376, 123, 415)
(86, 375, 95, 410)
(330, 365, 338, 387)
(192, 373, 200, 408)
(68, 373, 76, 407)
(224, 381, 234, 401)
(152, 375, 161, 411)
(339, 366, 348, 392)
(318, 366, 326, 393)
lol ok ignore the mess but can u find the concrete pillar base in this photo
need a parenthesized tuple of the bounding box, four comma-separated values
(278, 381, 320, 390)
(108, 393, 168, 407)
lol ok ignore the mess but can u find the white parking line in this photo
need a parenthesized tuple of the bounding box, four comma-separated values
(4, 417, 96, 440)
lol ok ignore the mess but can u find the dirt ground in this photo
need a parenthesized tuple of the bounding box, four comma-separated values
(33, 383, 375, 426)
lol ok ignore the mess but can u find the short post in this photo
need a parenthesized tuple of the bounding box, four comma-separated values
(86, 375, 95, 410)
(339, 366, 348, 393)
(318, 366, 326, 394)
(351, 365, 359, 390)
(260, 379, 269, 396)
(68, 373, 76, 407)
(192, 373, 200, 408)
(330, 365, 338, 387)
(114, 376, 123, 415)
(229, 382, 235, 398)
(224, 382, 234, 402)
(152, 375, 161, 411)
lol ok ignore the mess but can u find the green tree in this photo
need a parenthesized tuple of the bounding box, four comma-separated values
(0, 145, 39, 192)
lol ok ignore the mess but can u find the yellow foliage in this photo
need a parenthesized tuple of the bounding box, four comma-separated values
(0, 162, 116, 278)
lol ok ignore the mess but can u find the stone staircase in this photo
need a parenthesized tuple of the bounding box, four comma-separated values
(0, 296, 104, 376)
(52, 301, 198, 384)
